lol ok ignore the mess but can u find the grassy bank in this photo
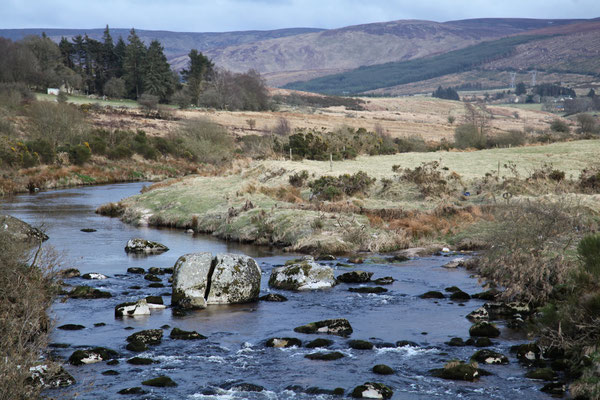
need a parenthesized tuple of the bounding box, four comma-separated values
(101, 140, 600, 254)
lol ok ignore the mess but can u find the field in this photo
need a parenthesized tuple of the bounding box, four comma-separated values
(110, 139, 600, 255)
(58, 92, 565, 142)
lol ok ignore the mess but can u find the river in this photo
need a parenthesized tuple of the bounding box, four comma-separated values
(1, 183, 550, 399)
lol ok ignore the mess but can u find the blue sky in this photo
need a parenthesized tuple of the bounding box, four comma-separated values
(2, 0, 599, 31)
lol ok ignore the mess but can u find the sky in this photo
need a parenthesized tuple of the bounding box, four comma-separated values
(2, 0, 599, 32)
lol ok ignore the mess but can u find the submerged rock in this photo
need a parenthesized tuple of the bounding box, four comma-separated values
(449, 290, 471, 301)
(172, 252, 261, 309)
(269, 257, 336, 291)
(141, 375, 177, 387)
(419, 291, 445, 299)
(472, 289, 501, 301)
(294, 318, 353, 337)
(348, 287, 388, 294)
(265, 337, 302, 348)
(68, 286, 111, 299)
(512, 343, 543, 366)
(541, 382, 566, 395)
(28, 365, 76, 388)
(118, 387, 147, 395)
(286, 385, 344, 396)
(124, 238, 169, 254)
(127, 267, 145, 274)
(372, 364, 394, 375)
(57, 324, 85, 331)
(81, 273, 107, 280)
(306, 338, 334, 348)
(259, 293, 288, 302)
(374, 276, 395, 285)
(170, 327, 206, 340)
(471, 349, 509, 365)
(469, 321, 500, 338)
(351, 382, 393, 399)
(68, 347, 118, 365)
(446, 337, 466, 347)
(115, 299, 150, 318)
(348, 340, 374, 350)
(305, 351, 345, 361)
(525, 368, 557, 381)
(396, 340, 419, 347)
(430, 361, 481, 382)
(220, 382, 265, 392)
(337, 271, 373, 283)
(126, 329, 163, 346)
(126, 357, 155, 365)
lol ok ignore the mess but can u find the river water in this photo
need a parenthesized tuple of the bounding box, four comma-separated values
(1, 183, 550, 399)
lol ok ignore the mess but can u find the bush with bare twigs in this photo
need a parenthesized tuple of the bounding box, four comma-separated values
(0, 230, 61, 399)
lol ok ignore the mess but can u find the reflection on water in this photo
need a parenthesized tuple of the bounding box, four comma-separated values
(1, 183, 550, 399)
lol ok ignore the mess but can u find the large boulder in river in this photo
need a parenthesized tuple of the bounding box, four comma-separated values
(269, 257, 336, 291)
(172, 252, 261, 309)
(0, 214, 48, 243)
(124, 238, 169, 254)
(294, 318, 353, 337)
(206, 253, 261, 304)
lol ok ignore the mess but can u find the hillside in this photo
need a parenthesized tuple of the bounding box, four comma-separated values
(0, 27, 323, 59)
(285, 19, 600, 95)
(199, 18, 584, 85)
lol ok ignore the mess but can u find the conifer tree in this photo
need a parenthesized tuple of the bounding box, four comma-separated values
(143, 40, 174, 102)
(123, 28, 146, 99)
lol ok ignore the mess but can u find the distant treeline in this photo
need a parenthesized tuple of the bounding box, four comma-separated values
(0, 26, 270, 110)
(284, 35, 547, 95)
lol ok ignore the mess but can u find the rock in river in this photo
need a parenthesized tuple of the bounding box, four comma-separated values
(172, 252, 261, 309)
(124, 238, 169, 254)
(0, 214, 48, 243)
(430, 361, 484, 382)
(471, 349, 509, 365)
(469, 321, 501, 338)
(259, 293, 288, 302)
(294, 318, 353, 337)
(269, 257, 336, 291)
(126, 329, 163, 346)
(68, 347, 118, 365)
(170, 327, 206, 340)
(265, 337, 302, 348)
(115, 299, 150, 318)
(337, 270, 373, 283)
(351, 382, 393, 399)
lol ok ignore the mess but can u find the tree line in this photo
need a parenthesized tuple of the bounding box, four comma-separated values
(0, 26, 270, 110)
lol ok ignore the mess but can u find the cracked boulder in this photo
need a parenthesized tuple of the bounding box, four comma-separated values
(172, 252, 261, 309)
(124, 238, 169, 254)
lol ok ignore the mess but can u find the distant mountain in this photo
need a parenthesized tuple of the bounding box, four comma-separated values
(0, 27, 324, 59)
(283, 19, 600, 94)
(196, 18, 585, 85)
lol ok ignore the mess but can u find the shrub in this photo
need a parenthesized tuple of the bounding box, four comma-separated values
(138, 93, 159, 115)
(0, 229, 59, 400)
(309, 171, 375, 201)
(56, 91, 68, 103)
(396, 161, 457, 198)
(579, 167, 600, 192)
(172, 89, 191, 109)
(289, 170, 309, 187)
(576, 114, 597, 134)
(273, 117, 291, 136)
(178, 118, 234, 164)
(578, 234, 600, 278)
(68, 143, 91, 165)
(487, 130, 526, 148)
(454, 124, 486, 149)
(107, 144, 133, 160)
(88, 135, 107, 155)
(26, 139, 55, 164)
(27, 101, 86, 146)
(550, 118, 570, 133)
(478, 199, 582, 304)
(103, 77, 126, 99)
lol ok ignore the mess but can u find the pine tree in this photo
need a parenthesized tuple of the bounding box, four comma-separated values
(124, 28, 147, 99)
(101, 25, 117, 79)
(113, 37, 126, 78)
(181, 49, 214, 106)
(143, 40, 174, 102)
